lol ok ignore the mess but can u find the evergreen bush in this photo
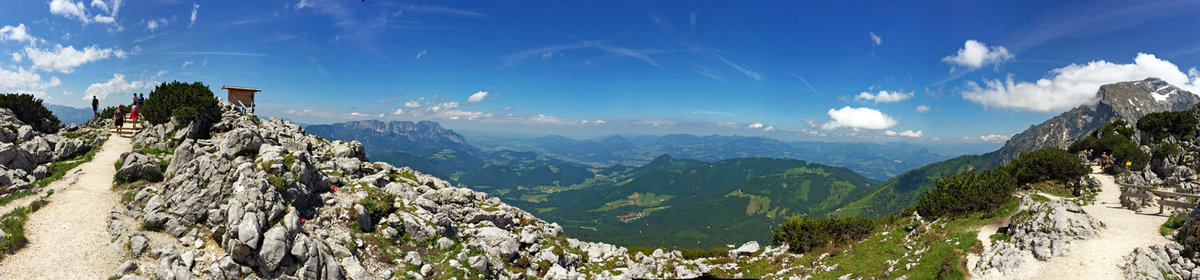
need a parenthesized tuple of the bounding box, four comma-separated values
(773, 215, 874, 254)
(1008, 147, 1089, 186)
(142, 81, 220, 126)
(0, 93, 61, 133)
(1137, 111, 1197, 142)
(915, 169, 1017, 219)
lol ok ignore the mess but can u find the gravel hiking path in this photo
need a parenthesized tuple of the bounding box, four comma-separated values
(0, 133, 130, 279)
(1032, 166, 1171, 279)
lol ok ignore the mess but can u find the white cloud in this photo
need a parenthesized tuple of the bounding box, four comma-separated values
(942, 40, 1013, 69)
(884, 130, 897, 136)
(0, 67, 62, 95)
(143, 18, 168, 32)
(764, 126, 776, 132)
(428, 102, 459, 112)
(961, 53, 1200, 112)
(51, 0, 90, 23)
(467, 91, 488, 103)
(931, 137, 941, 142)
(348, 112, 369, 117)
(89, 0, 121, 24)
(821, 106, 898, 130)
(747, 122, 764, 129)
(391, 108, 404, 115)
(0, 24, 38, 45)
(83, 74, 149, 100)
(915, 105, 931, 113)
(433, 110, 493, 121)
(870, 31, 882, 46)
(25, 44, 127, 73)
(404, 100, 422, 108)
(11, 52, 22, 62)
(899, 130, 923, 137)
(979, 134, 1011, 143)
(416, 49, 427, 60)
(189, 3, 199, 28)
(635, 120, 678, 127)
(180, 60, 193, 69)
(854, 90, 912, 103)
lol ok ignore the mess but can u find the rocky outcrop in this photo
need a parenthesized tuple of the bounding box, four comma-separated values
(1124, 243, 1195, 280)
(105, 101, 771, 279)
(974, 196, 1103, 277)
(997, 78, 1200, 162)
(0, 108, 104, 199)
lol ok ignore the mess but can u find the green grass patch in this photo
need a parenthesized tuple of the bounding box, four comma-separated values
(1163, 212, 1187, 236)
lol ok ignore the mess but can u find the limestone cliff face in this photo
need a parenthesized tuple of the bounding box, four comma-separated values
(997, 78, 1200, 161)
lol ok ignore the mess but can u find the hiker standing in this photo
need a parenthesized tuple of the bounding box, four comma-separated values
(139, 93, 145, 107)
(1099, 152, 1110, 172)
(114, 105, 125, 135)
(130, 103, 140, 129)
(91, 96, 99, 118)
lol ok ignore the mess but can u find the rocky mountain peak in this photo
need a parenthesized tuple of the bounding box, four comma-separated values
(997, 78, 1200, 161)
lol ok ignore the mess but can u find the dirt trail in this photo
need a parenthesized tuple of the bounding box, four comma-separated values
(0, 133, 131, 279)
(972, 166, 1171, 279)
(1030, 166, 1170, 279)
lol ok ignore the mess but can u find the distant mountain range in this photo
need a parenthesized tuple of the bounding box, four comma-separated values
(45, 104, 95, 126)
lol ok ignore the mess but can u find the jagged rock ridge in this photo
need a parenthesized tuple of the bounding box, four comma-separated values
(997, 78, 1200, 161)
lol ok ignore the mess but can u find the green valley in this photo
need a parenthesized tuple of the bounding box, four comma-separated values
(479, 155, 882, 249)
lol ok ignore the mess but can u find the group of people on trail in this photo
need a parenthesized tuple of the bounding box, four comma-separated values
(95, 93, 146, 135)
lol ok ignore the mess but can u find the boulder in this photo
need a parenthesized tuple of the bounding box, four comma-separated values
(467, 227, 520, 261)
(258, 226, 291, 271)
(116, 151, 162, 182)
(729, 241, 760, 259)
(219, 128, 264, 158)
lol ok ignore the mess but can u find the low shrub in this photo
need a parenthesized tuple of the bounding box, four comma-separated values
(915, 169, 1017, 219)
(0, 93, 61, 133)
(1008, 147, 1089, 186)
(773, 215, 874, 254)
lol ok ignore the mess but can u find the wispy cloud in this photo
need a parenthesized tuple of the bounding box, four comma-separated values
(870, 31, 882, 46)
(376, 95, 397, 103)
(415, 49, 427, 60)
(713, 53, 762, 80)
(692, 110, 734, 116)
(394, 4, 486, 18)
(634, 120, 678, 127)
(792, 74, 821, 96)
(167, 51, 266, 57)
(180, 60, 193, 69)
(503, 40, 672, 74)
(189, 3, 199, 28)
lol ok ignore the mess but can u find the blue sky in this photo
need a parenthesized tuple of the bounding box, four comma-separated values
(2, 0, 1200, 149)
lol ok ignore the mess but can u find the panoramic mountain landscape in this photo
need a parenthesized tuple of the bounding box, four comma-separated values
(2, 1, 1200, 279)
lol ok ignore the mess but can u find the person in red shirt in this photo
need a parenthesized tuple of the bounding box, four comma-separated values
(130, 103, 140, 129)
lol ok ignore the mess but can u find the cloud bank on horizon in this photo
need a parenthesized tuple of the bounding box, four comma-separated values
(0, 0, 1197, 145)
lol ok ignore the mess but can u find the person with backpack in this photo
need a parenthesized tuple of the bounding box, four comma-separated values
(91, 96, 99, 118)
(139, 93, 145, 106)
